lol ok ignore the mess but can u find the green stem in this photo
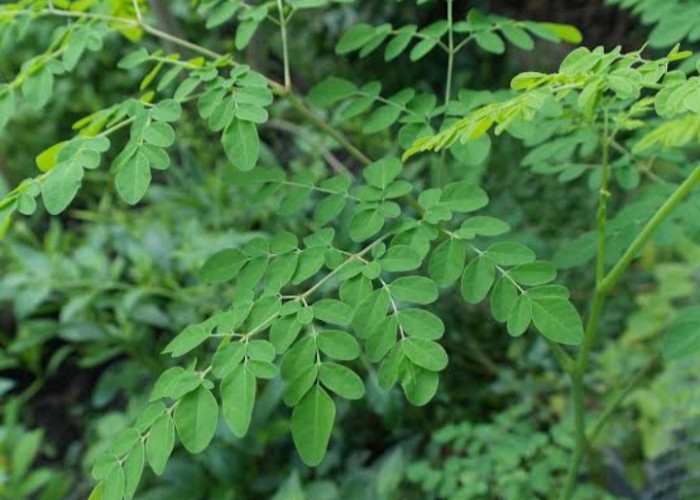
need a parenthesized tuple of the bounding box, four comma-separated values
(444, 0, 454, 105)
(599, 165, 700, 294)
(560, 116, 612, 500)
(559, 161, 700, 499)
(276, 0, 291, 89)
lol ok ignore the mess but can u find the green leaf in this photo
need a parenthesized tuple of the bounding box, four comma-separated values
(174, 386, 218, 453)
(401, 337, 448, 372)
(349, 208, 384, 242)
(41, 161, 83, 215)
(363, 157, 402, 189)
(319, 363, 365, 400)
(102, 465, 125, 500)
(143, 122, 175, 147)
(352, 289, 390, 338)
(336, 23, 375, 55)
(385, 25, 417, 61)
(540, 23, 583, 44)
(314, 193, 347, 227)
(662, 307, 700, 360)
(283, 364, 319, 406)
(450, 135, 491, 166)
(308, 77, 357, 107)
(389, 276, 438, 305)
(312, 299, 353, 326)
(151, 99, 182, 122)
(475, 31, 505, 54)
(200, 249, 248, 284)
(11, 430, 42, 479)
(485, 242, 535, 266)
(380, 245, 422, 272)
(123, 442, 144, 500)
(458, 216, 510, 238)
(397, 309, 444, 340)
(206, 0, 239, 28)
(507, 294, 531, 337)
(270, 317, 303, 354)
(211, 342, 246, 378)
(116, 151, 151, 205)
(509, 261, 557, 286)
(292, 385, 336, 466)
(367, 316, 398, 362)
(293, 247, 326, 284)
(21, 66, 53, 109)
(410, 38, 438, 61)
(236, 20, 260, 50)
(317, 330, 360, 360)
(163, 324, 209, 357)
(490, 278, 518, 322)
(221, 364, 256, 437)
(401, 363, 439, 406)
(441, 182, 489, 212)
(530, 296, 584, 345)
(363, 105, 402, 134)
(428, 238, 465, 286)
(501, 24, 534, 50)
(460, 256, 496, 304)
(223, 119, 260, 171)
(118, 48, 149, 69)
(146, 414, 174, 475)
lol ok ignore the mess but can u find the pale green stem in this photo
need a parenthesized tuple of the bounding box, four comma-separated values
(276, 0, 292, 89)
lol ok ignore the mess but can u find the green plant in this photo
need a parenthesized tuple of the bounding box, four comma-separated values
(0, 401, 69, 500)
(1, 1, 699, 499)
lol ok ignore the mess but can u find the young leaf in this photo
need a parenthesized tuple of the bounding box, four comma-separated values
(292, 385, 336, 466)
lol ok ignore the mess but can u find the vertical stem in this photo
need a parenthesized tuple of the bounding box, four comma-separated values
(132, 0, 143, 23)
(444, 0, 454, 105)
(559, 112, 612, 500)
(595, 109, 611, 284)
(277, 0, 291, 89)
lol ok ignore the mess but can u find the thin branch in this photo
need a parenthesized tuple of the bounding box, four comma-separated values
(265, 119, 354, 177)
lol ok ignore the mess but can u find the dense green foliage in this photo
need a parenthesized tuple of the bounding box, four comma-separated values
(0, 1, 699, 499)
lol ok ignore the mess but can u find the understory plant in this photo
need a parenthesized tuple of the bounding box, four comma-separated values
(1, 1, 699, 499)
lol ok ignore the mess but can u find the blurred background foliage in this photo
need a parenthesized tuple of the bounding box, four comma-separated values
(0, 0, 698, 499)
